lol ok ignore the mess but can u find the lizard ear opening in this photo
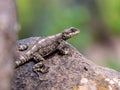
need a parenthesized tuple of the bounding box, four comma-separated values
(62, 32, 71, 40)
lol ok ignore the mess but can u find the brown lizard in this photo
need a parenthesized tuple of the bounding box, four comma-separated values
(16, 27, 80, 74)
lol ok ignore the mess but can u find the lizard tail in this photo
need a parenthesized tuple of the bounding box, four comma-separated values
(15, 55, 31, 68)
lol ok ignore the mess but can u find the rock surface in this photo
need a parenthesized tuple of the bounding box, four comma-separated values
(12, 42, 120, 90)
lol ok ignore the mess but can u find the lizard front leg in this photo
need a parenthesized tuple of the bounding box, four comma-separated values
(57, 41, 70, 55)
(33, 53, 49, 74)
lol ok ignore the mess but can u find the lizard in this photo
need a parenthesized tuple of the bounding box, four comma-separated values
(15, 27, 80, 74)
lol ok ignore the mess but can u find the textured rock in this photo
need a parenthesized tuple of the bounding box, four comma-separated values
(12, 42, 120, 90)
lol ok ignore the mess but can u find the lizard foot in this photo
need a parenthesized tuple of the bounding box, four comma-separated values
(33, 61, 49, 75)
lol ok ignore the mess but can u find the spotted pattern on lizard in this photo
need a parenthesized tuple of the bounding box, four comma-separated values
(16, 27, 80, 74)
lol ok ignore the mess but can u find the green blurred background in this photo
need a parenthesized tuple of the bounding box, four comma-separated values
(16, 0, 120, 71)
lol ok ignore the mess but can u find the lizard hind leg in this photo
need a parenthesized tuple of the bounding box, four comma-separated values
(33, 53, 49, 74)
(33, 62, 49, 75)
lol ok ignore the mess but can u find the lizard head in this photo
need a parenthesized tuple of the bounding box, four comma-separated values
(62, 27, 80, 40)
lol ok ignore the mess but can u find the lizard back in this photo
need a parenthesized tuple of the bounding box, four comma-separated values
(25, 34, 62, 57)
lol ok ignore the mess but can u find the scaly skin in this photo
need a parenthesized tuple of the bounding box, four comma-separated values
(15, 27, 80, 74)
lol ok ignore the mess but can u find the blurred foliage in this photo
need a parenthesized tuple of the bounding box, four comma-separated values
(97, 0, 120, 35)
(16, 0, 92, 51)
(106, 58, 120, 72)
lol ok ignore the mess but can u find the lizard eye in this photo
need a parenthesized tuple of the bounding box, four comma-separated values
(71, 28, 76, 32)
